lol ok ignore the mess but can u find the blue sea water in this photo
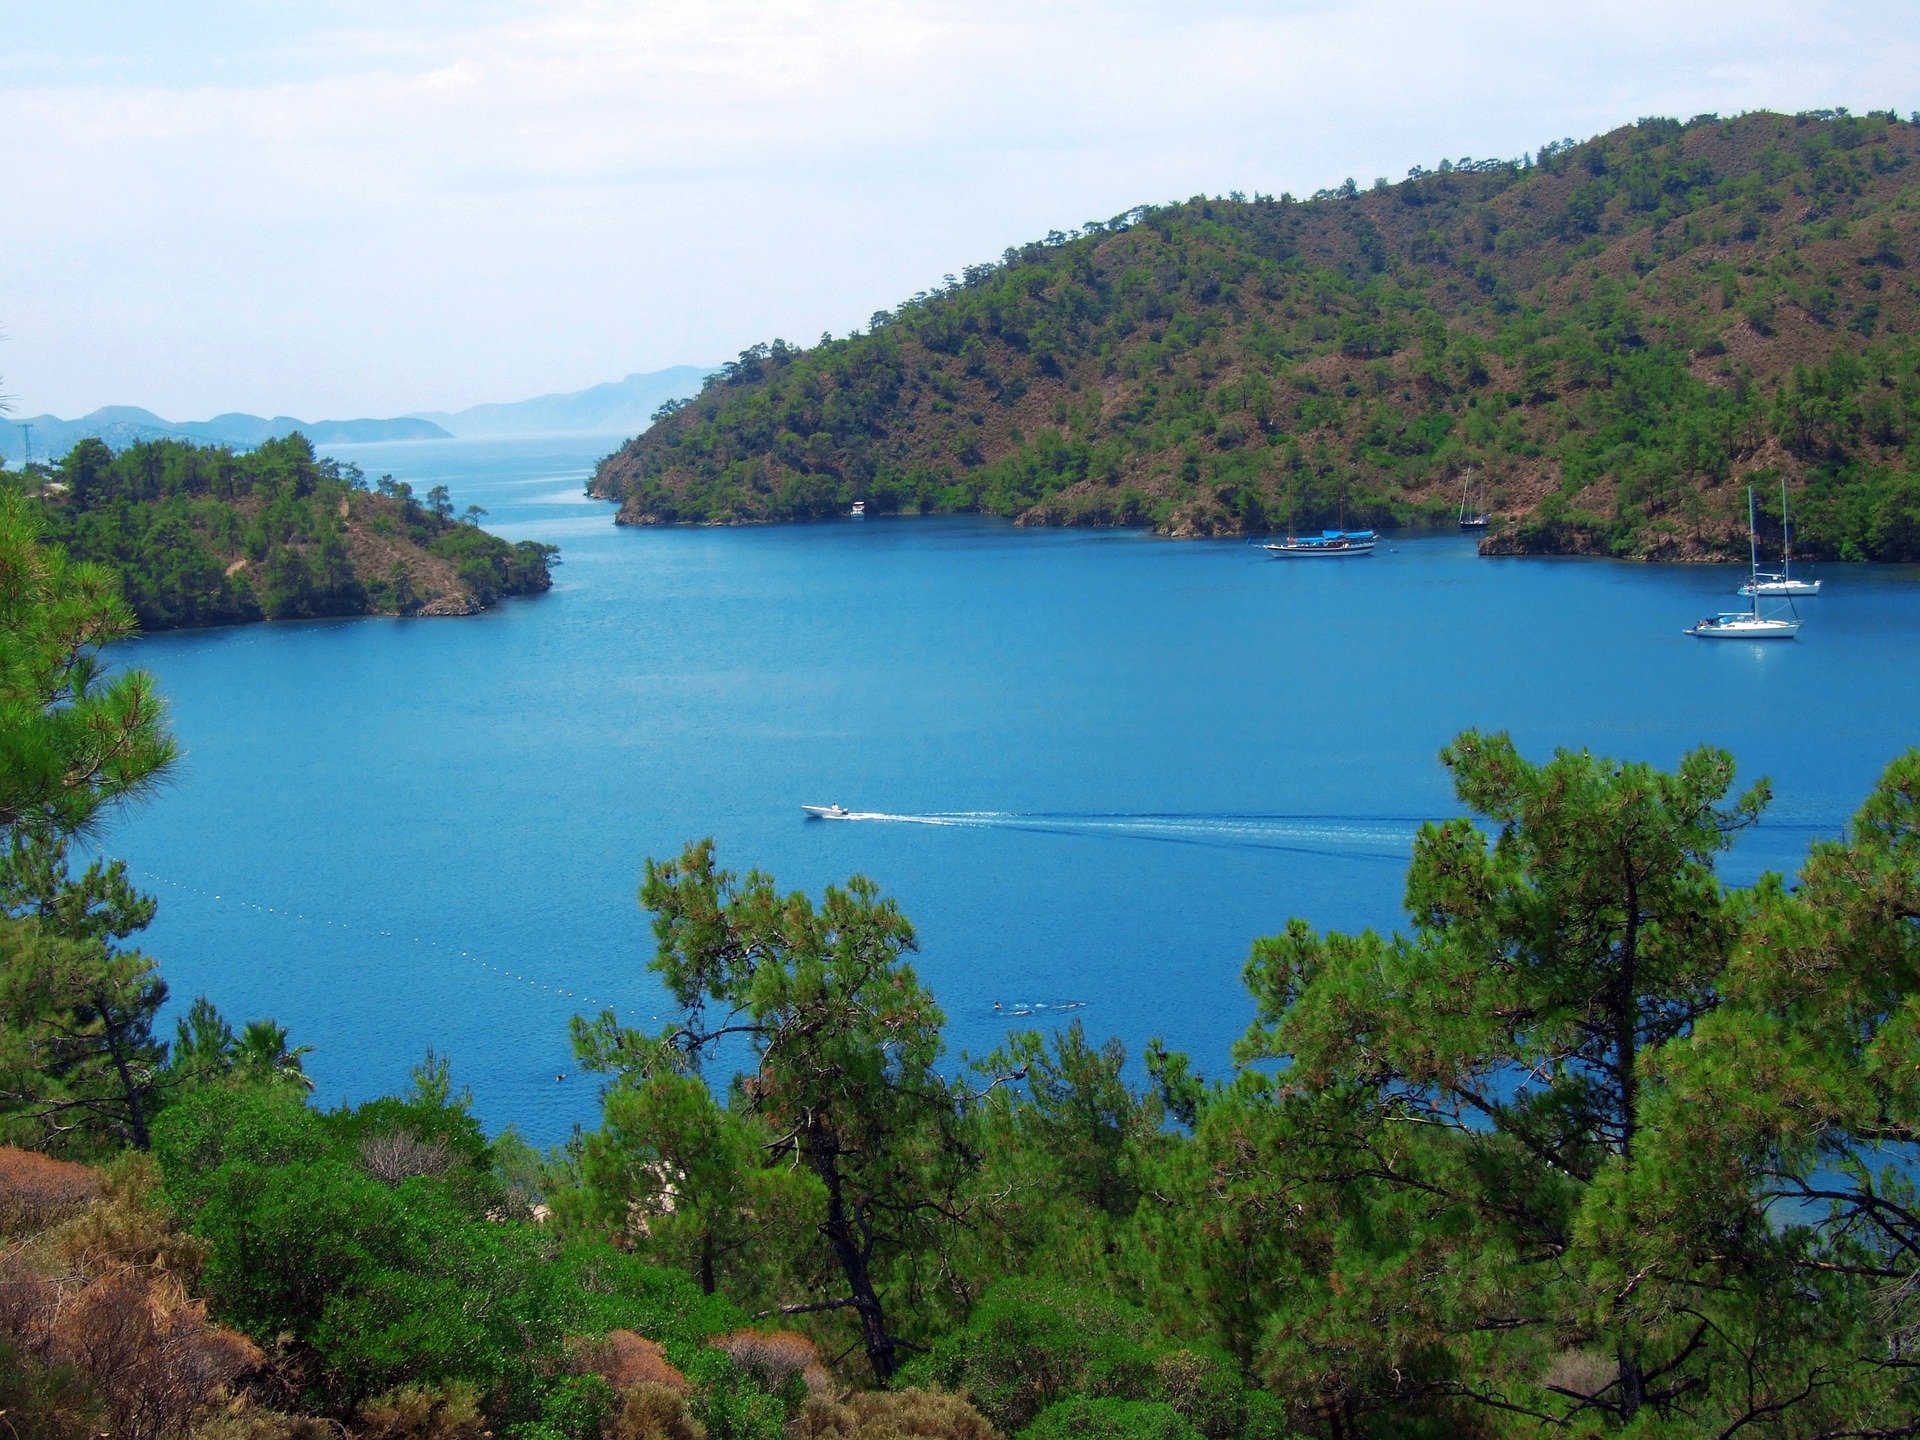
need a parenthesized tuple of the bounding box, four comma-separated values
(107, 435, 1920, 1143)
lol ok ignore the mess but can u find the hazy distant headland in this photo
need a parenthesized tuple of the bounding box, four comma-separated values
(409, 364, 712, 439)
(5, 364, 712, 463)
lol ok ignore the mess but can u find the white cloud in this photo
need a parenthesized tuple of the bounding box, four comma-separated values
(2, 0, 1916, 418)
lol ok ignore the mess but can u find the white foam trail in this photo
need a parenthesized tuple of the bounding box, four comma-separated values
(822, 810, 1427, 856)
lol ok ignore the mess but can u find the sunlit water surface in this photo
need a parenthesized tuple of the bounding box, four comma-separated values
(108, 435, 1920, 1142)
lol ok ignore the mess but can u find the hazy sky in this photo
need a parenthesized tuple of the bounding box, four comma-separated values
(4, 1, 1918, 420)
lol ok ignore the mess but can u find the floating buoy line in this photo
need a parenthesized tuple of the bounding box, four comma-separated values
(129, 867, 623, 1016)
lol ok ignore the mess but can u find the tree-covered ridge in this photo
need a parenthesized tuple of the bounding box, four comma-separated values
(11, 433, 555, 630)
(594, 109, 1920, 561)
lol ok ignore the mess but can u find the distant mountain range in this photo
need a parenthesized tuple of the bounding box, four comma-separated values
(4, 407, 450, 461)
(3, 365, 712, 462)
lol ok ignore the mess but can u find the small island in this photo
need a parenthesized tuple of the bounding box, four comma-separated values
(7, 433, 556, 630)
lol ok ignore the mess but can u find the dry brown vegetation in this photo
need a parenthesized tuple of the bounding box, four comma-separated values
(792, 1388, 1000, 1440)
(0, 1151, 258, 1440)
(571, 1329, 691, 1392)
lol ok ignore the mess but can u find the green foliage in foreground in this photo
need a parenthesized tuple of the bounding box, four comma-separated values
(9, 732, 1920, 1436)
(1, 492, 181, 1155)
(598, 110, 1920, 559)
(8, 432, 555, 629)
(8, 511, 1920, 1436)
(554, 737, 1920, 1437)
(149, 1074, 755, 1425)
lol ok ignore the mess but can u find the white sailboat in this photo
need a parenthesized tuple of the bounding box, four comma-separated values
(1458, 466, 1490, 530)
(1739, 478, 1820, 596)
(1687, 488, 1801, 640)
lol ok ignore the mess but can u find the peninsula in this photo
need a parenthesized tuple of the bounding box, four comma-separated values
(9, 434, 555, 630)
(592, 110, 1920, 562)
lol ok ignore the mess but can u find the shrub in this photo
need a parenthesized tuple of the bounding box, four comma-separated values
(0, 1146, 101, 1234)
(1019, 1397, 1203, 1440)
(907, 1283, 1159, 1432)
(360, 1130, 458, 1186)
(48, 1272, 259, 1440)
(711, 1328, 823, 1398)
(0, 1252, 59, 1339)
(570, 1330, 689, 1391)
(1145, 1350, 1276, 1440)
(357, 1380, 489, 1440)
(606, 1380, 708, 1440)
(0, 1336, 104, 1440)
(520, 1372, 616, 1440)
(795, 1387, 1001, 1439)
(39, 1153, 205, 1282)
(150, 1086, 328, 1211)
(185, 1410, 338, 1440)
(555, 1243, 748, 1352)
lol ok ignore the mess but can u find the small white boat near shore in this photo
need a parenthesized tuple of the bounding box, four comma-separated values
(1458, 467, 1490, 531)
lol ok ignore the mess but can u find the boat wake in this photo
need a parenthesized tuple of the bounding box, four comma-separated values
(820, 810, 1432, 861)
(818, 809, 1848, 864)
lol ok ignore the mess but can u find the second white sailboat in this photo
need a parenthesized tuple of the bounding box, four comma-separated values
(1739, 478, 1820, 597)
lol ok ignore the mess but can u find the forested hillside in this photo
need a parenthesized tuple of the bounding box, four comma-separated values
(9, 434, 555, 630)
(594, 109, 1920, 561)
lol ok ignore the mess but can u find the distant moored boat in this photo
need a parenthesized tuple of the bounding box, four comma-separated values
(1264, 529, 1377, 558)
(1458, 466, 1490, 530)
(1739, 478, 1819, 597)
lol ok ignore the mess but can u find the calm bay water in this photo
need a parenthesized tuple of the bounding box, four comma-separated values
(110, 435, 1920, 1142)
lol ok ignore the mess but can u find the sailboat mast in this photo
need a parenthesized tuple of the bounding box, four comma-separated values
(1748, 487, 1761, 618)
(1781, 477, 1792, 574)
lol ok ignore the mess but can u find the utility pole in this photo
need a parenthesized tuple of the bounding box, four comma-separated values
(20, 423, 31, 469)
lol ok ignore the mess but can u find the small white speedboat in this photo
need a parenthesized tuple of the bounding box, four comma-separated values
(850, 501, 866, 518)
(802, 803, 852, 820)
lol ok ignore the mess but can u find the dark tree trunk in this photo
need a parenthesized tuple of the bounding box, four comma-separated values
(809, 1126, 898, 1380)
(1614, 858, 1640, 1161)
(95, 987, 150, 1151)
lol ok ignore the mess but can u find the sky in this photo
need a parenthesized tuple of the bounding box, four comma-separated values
(3, 1, 1918, 421)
